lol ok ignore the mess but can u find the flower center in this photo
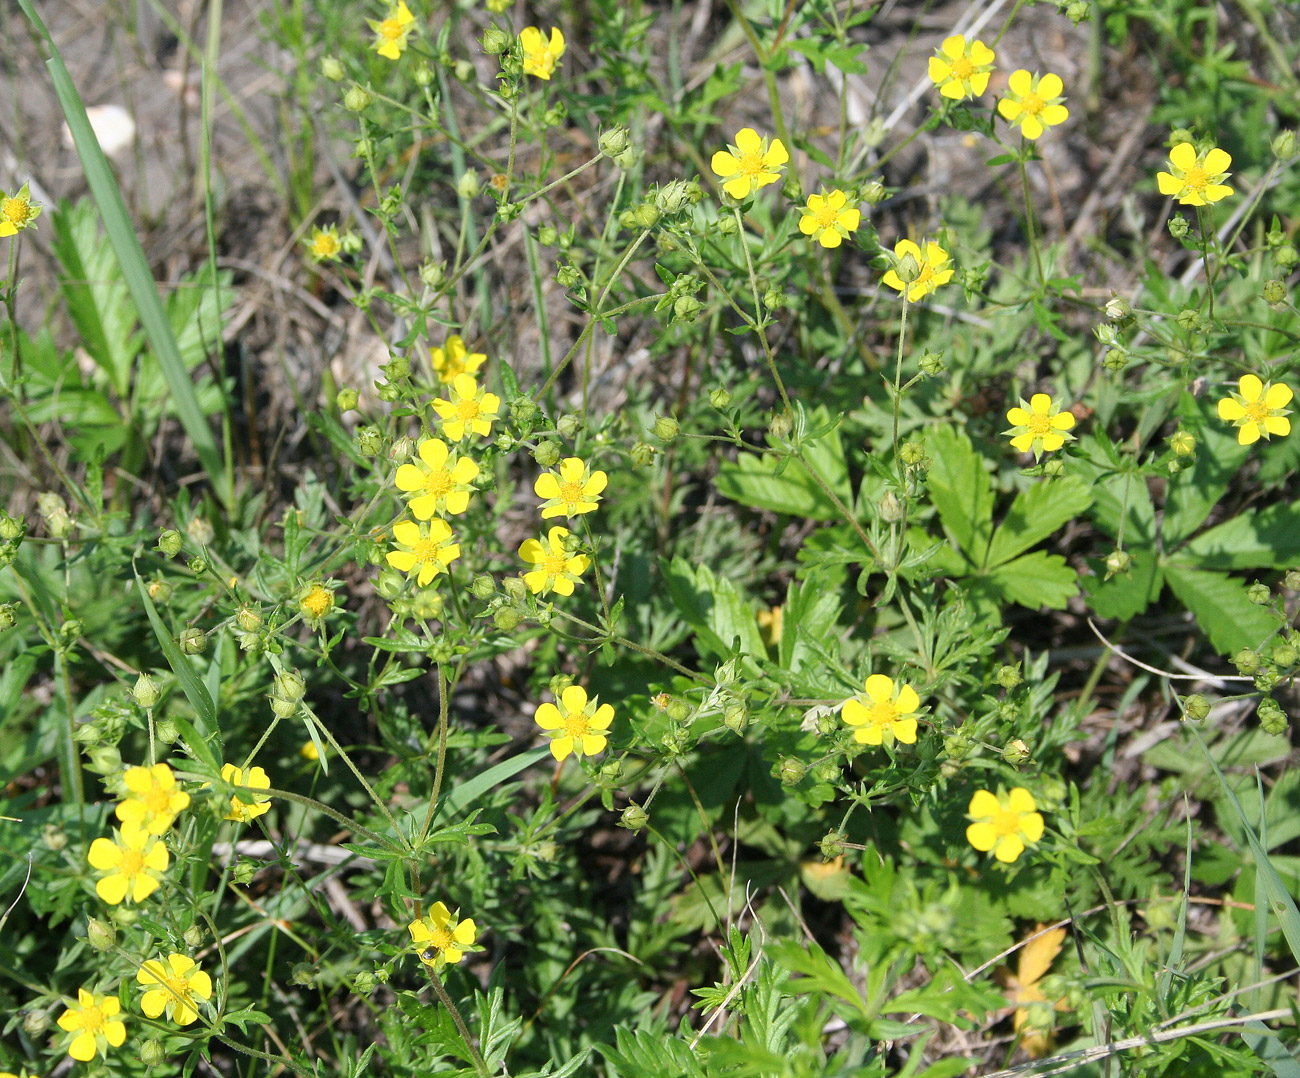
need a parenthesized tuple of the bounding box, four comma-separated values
(1182, 165, 1208, 193)
(562, 710, 591, 738)
(412, 538, 440, 565)
(737, 151, 767, 178)
(1020, 93, 1044, 117)
(144, 787, 173, 815)
(80, 1003, 107, 1034)
(313, 234, 339, 256)
(868, 700, 897, 726)
(992, 809, 1023, 836)
(2, 198, 31, 226)
(559, 480, 585, 507)
(813, 205, 840, 229)
(1027, 413, 1053, 435)
(423, 469, 453, 497)
(543, 552, 568, 576)
(379, 17, 404, 43)
(426, 925, 454, 950)
(120, 848, 145, 877)
(1244, 401, 1269, 424)
(456, 399, 481, 423)
(949, 56, 975, 80)
(303, 588, 331, 617)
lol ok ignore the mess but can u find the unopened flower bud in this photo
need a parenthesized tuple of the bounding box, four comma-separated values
(893, 251, 921, 284)
(1105, 294, 1131, 320)
(86, 916, 116, 952)
(0, 510, 24, 542)
(470, 575, 495, 600)
(877, 491, 904, 523)
(1263, 279, 1287, 306)
(1272, 130, 1297, 162)
(511, 397, 537, 425)
(819, 830, 847, 859)
(630, 441, 656, 466)
(38, 492, 72, 539)
(493, 606, 522, 632)
(1181, 693, 1211, 721)
(1247, 581, 1271, 605)
(0, 603, 17, 631)
(861, 179, 887, 204)
(776, 756, 806, 785)
(43, 822, 69, 850)
(502, 577, 527, 602)
(1002, 738, 1031, 765)
(555, 415, 580, 441)
(155, 718, 179, 744)
(723, 704, 747, 733)
(716, 214, 738, 236)
(335, 387, 359, 412)
(343, 85, 372, 112)
(182, 924, 204, 949)
(1102, 347, 1128, 372)
(187, 556, 208, 576)
(533, 440, 561, 467)
(1169, 430, 1195, 457)
(995, 663, 1022, 689)
(140, 1039, 167, 1068)
(599, 758, 623, 782)
(919, 351, 945, 376)
(1233, 648, 1260, 675)
(132, 673, 161, 708)
(455, 169, 481, 200)
(1275, 244, 1299, 270)
(376, 568, 404, 601)
(1258, 698, 1288, 736)
(179, 627, 207, 655)
(233, 603, 261, 633)
(769, 412, 792, 440)
(599, 126, 631, 159)
(275, 670, 307, 704)
(619, 802, 648, 831)
(1169, 216, 1189, 239)
(672, 295, 703, 323)
(653, 415, 679, 442)
(232, 860, 257, 886)
(1285, 569, 1300, 592)
(482, 24, 509, 54)
(1064, 0, 1089, 23)
(1105, 549, 1132, 579)
(23, 1009, 49, 1035)
(1271, 643, 1297, 668)
(87, 744, 122, 775)
(709, 387, 731, 409)
(320, 56, 344, 81)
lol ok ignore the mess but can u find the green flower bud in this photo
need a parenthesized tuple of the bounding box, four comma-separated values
(943, 730, 974, 760)
(147, 578, 173, 604)
(502, 577, 528, 602)
(0, 602, 17, 631)
(132, 672, 161, 708)
(22, 1009, 49, 1035)
(320, 55, 344, 81)
(456, 169, 481, 199)
(452, 59, 474, 83)
(716, 214, 738, 236)
(919, 351, 945, 376)
(511, 397, 538, 424)
(275, 670, 307, 704)
(995, 663, 1022, 689)
(630, 441, 656, 466)
(183, 924, 204, 949)
(762, 289, 783, 310)
(493, 606, 522, 632)
(140, 1039, 166, 1067)
(38, 492, 72, 539)
(655, 180, 693, 216)
(376, 568, 404, 601)
(155, 718, 179, 744)
(232, 860, 257, 886)
(900, 440, 928, 470)
(861, 179, 887, 204)
(709, 387, 732, 409)
(819, 830, 847, 859)
(383, 356, 410, 383)
(471, 575, 496, 600)
(1247, 581, 1271, 605)
(664, 698, 691, 723)
(410, 589, 443, 620)
(0, 511, 25, 542)
(1002, 738, 1031, 765)
(1064, 0, 1089, 23)
(1258, 698, 1287, 736)
(1169, 215, 1189, 239)
(893, 250, 921, 284)
(187, 516, 214, 546)
(555, 263, 581, 288)
(769, 412, 793, 440)
(335, 387, 360, 412)
(533, 440, 562, 467)
(482, 24, 510, 53)
(86, 916, 116, 952)
(1263, 279, 1287, 306)
(723, 704, 747, 733)
(672, 295, 703, 323)
(157, 528, 183, 557)
(1272, 130, 1297, 162)
(556, 414, 581, 440)
(1105, 295, 1131, 320)
(599, 126, 631, 159)
(599, 758, 623, 781)
(290, 963, 315, 987)
(654, 415, 679, 442)
(812, 759, 839, 784)
(1105, 549, 1132, 580)
(43, 822, 69, 850)
(343, 85, 372, 112)
(877, 491, 904, 523)
(1168, 430, 1195, 457)
(355, 426, 383, 455)
(232, 604, 260, 634)
(1275, 245, 1299, 270)
(353, 971, 378, 996)
(179, 627, 207, 655)
(619, 802, 648, 831)
(537, 225, 559, 247)
(61, 617, 83, 643)
(1271, 643, 1298, 668)
(1233, 648, 1260, 675)
(86, 744, 122, 776)
(631, 202, 660, 229)
(1180, 693, 1211, 721)
(776, 756, 806, 785)
(1168, 128, 1193, 147)
(1285, 569, 1300, 592)
(1102, 347, 1128, 372)
(187, 556, 208, 576)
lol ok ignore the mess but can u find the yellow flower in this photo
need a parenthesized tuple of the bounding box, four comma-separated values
(408, 902, 478, 968)
(928, 35, 995, 100)
(306, 225, 343, 262)
(534, 685, 614, 761)
(1217, 374, 1293, 445)
(798, 189, 861, 249)
(966, 787, 1044, 863)
(370, 1, 416, 60)
(115, 762, 190, 836)
(757, 605, 783, 647)
(299, 584, 335, 623)
(1003, 925, 1069, 1058)
(136, 953, 213, 1026)
(87, 826, 169, 905)
(519, 27, 565, 80)
(300, 740, 321, 762)
(881, 238, 954, 302)
(841, 674, 920, 745)
(386, 518, 461, 586)
(221, 763, 271, 823)
(997, 71, 1069, 140)
(0, 185, 41, 238)
(430, 334, 486, 384)
(395, 438, 479, 518)
(518, 525, 589, 597)
(1156, 142, 1233, 206)
(57, 988, 126, 1061)
(432, 373, 501, 441)
(534, 457, 607, 518)
(710, 128, 789, 200)
(1005, 393, 1076, 458)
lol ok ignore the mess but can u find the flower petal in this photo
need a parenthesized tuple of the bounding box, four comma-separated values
(966, 821, 997, 851)
(141, 987, 167, 1018)
(1019, 811, 1045, 843)
(534, 473, 561, 500)
(1156, 171, 1183, 196)
(1239, 374, 1264, 401)
(1040, 104, 1069, 126)
(891, 717, 918, 744)
(1217, 397, 1245, 421)
(1037, 72, 1063, 99)
(69, 1030, 98, 1061)
(969, 789, 1001, 817)
(1265, 383, 1293, 409)
(581, 733, 608, 756)
(841, 699, 867, 726)
(1030, 393, 1053, 414)
(1007, 787, 1037, 813)
(941, 35, 966, 59)
(393, 520, 422, 546)
(549, 736, 573, 761)
(994, 834, 1025, 862)
(1264, 416, 1291, 437)
(88, 837, 122, 871)
(1168, 143, 1197, 171)
(895, 684, 920, 713)
(561, 684, 589, 714)
(1007, 407, 1031, 425)
(734, 128, 762, 154)
(96, 872, 130, 905)
(534, 703, 564, 730)
(1203, 147, 1231, 174)
(395, 464, 426, 492)
(1020, 115, 1044, 140)
(590, 704, 615, 730)
(863, 673, 895, 704)
(765, 139, 789, 166)
(710, 150, 739, 177)
(1008, 69, 1032, 96)
(997, 97, 1021, 122)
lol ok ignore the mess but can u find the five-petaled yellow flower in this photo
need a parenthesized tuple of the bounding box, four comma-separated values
(57, 988, 126, 1061)
(386, 518, 461, 586)
(519, 27, 565, 80)
(1005, 393, 1076, 459)
(136, 953, 213, 1026)
(841, 674, 920, 745)
(535, 457, 607, 518)
(997, 71, 1069, 140)
(1157, 142, 1233, 206)
(299, 584, 335, 623)
(432, 373, 501, 441)
(221, 763, 272, 823)
(798, 190, 861, 249)
(0, 185, 41, 238)
(518, 526, 589, 597)
(710, 128, 789, 200)
(88, 826, 169, 905)
(928, 35, 995, 100)
(408, 902, 478, 968)
(966, 787, 1044, 863)
(115, 762, 190, 835)
(882, 239, 954, 302)
(306, 225, 343, 262)
(1217, 374, 1293, 445)
(370, 1, 416, 60)
(395, 438, 479, 518)
(534, 685, 614, 761)
(430, 334, 486, 384)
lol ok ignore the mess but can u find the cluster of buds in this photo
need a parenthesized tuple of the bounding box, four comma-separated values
(270, 670, 307, 719)
(37, 492, 72, 540)
(0, 510, 25, 569)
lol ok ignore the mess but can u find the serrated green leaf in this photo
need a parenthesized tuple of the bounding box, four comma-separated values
(1164, 566, 1278, 654)
(925, 426, 993, 564)
(985, 475, 1093, 567)
(983, 550, 1078, 609)
(662, 557, 765, 670)
(1162, 395, 1250, 545)
(1172, 501, 1300, 570)
(715, 411, 850, 521)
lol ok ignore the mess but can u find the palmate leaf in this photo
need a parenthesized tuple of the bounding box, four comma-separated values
(1164, 566, 1278, 655)
(985, 475, 1093, 568)
(925, 425, 993, 563)
(662, 557, 765, 670)
(983, 550, 1078, 610)
(1173, 501, 1300, 570)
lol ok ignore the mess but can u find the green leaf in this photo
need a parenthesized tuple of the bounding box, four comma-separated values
(715, 412, 850, 521)
(1164, 566, 1278, 654)
(49, 199, 140, 398)
(436, 748, 550, 819)
(982, 550, 1078, 609)
(985, 475, 1093, 567)
(925, 426, 993, 565)
(662, 557, 765, 669)
(1162, 395, 1250, 545)
(1083, 547, 1164, 621)
(767, 938, 869, 1019)
(1173, 501, 1300, 570)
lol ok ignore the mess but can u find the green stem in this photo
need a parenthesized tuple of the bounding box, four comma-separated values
(1018, 154, 1045, 289)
